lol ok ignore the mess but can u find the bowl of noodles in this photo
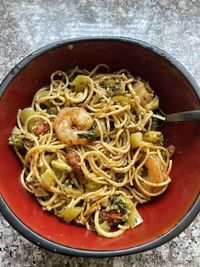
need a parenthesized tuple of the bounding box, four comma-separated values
(0, 37, 200, 257)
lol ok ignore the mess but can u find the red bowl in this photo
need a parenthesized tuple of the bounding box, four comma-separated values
(0, 37, 200, 257)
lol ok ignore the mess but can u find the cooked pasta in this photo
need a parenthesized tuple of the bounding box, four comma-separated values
(9, 64, 174, 238)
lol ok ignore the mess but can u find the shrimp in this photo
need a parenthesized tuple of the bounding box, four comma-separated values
(145, 155, 166, 183)
(134, 82, 153, 107)
(143, 154, 168, 193)
(54, 107, 94, 146)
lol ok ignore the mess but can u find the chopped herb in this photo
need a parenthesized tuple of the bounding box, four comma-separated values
(77, 131, 96, 141)
(111, 195, 127, 213)
(100, 79, 125, 97)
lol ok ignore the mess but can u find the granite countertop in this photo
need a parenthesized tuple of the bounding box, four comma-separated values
(0, 0, 200, 266)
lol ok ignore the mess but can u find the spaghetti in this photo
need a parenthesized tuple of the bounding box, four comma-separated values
(9, 64, 174, 238)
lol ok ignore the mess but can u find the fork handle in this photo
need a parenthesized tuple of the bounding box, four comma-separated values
(165, 110, 200, 122)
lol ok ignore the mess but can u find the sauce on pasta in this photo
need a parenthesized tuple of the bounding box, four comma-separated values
(9, 64, 174, 238)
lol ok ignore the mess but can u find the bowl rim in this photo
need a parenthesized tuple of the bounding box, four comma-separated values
(0, 36, 200, 257)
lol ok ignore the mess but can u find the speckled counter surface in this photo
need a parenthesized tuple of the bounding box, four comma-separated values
(0, 0, 200, 266)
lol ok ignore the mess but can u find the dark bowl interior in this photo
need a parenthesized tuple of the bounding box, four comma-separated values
(0, 38, 200, 257)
